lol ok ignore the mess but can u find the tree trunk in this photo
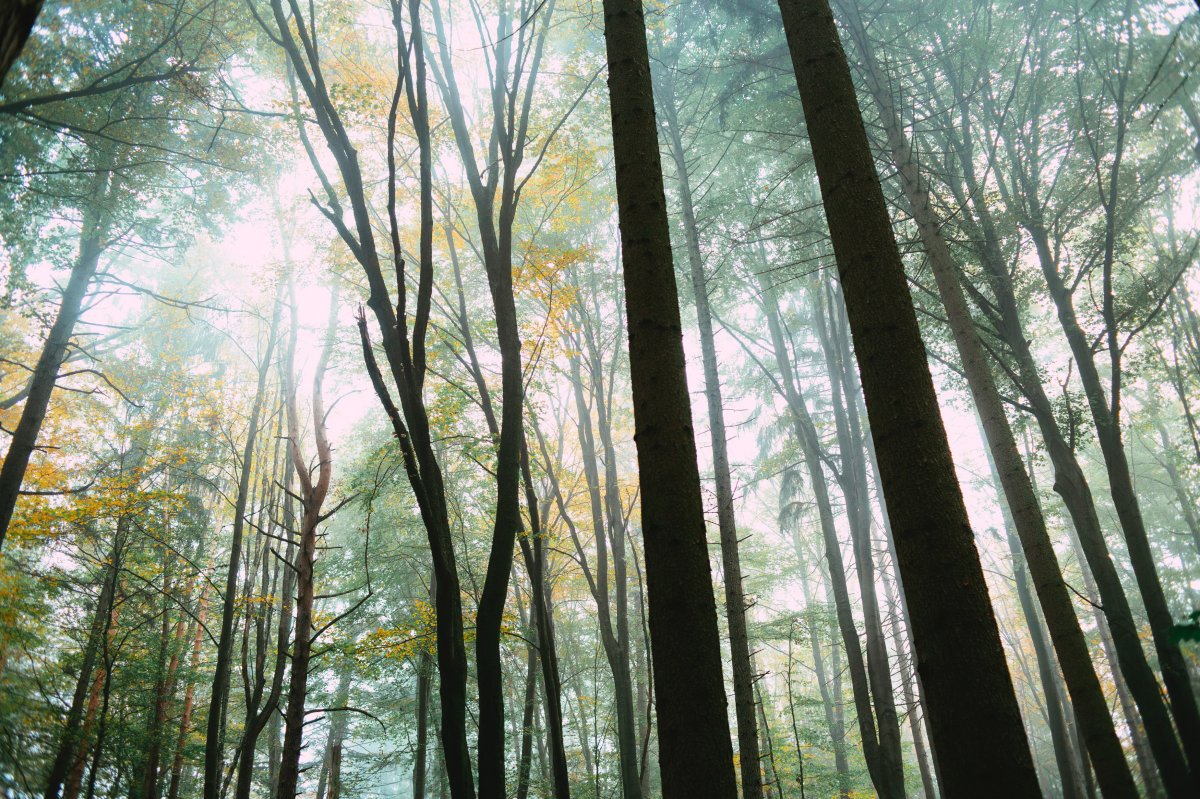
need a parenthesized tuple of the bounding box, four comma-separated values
(275, 287, 336, 799)
(45, 507, 124, 799)
(0, 183, 108, 550)
(0, 0, 42, 87)
(518, 435, 571, 799)
(799, 570, 851, 798)
(841, 13, 1139, 794)
(202, 283, 284, 799)
(813, 288, 907, 796)
(882, 564, 936, 799)
(949, 124, 1195, 796)
(775, 1, 1041, 794)
(166, 583, 207, 799)
(598, 4, 739, 793)
(658, 74, 762, 799)
(759, 273, 895, 796)
(1155, 422, 1200, 558)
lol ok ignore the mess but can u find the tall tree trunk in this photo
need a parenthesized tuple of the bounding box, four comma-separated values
(1155, 422, 1200, 558)
(514, 626, 538, 799)
(882, 563, 936, 799)
(518, 435, 571, 799)
(798, 568, 851, 798)
(658, 73, 762, 799)
(948, 120, 1194, 796)
(413, 583, 434, 799)
(839, 13, 1139, 794)
(202, 283, 284, 799)
(138, 549, 178, 799)
(979, 80, 1200, 780)
(813, 288, 906, 796)
(324, 671, 352, 799)
(45, 501, 124, 799)
(599, 4, 739, 794)
(555, 349, 643, 799)
(275, 287, 336, 799)
(1006, 526, 1087, 799)
(166, 581, 209, 799)
(758, 274, 895, 796)
(271, 0, 475, 790)
(1028, 205, 1200, 777)
(774, 1, 1041, 794)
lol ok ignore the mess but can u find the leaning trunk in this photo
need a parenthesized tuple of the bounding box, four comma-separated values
(775, 1, 1040, 793)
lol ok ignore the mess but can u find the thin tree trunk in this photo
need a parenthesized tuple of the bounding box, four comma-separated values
(882, 564, 936, 799)
(759, 275, 893, 795)
(1155, 422, 1200, 558)
(46, 513, 124, 799)
(413, 582, 435, 799)
(275, 287, 336, 799)
(518, 435, 571, 799)
(0, 180, 109, 550)
(948, 115, 1194, 794)
(202, 282, 283, 799)
(813, 288, 906, 797)
(167, 583, 209, 799)
(795, 558, 850, 798)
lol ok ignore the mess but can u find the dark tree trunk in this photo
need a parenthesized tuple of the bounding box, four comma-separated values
(0, 0, 41, 87)
(948, 123, 1194, 796)
(774, 1, 1041, 794)
(658, 73, 762, 799)
(46, 533, 122, 799)
(268, 0, 476, 790)
(518, 435, 571, 799)
(599, 1, 738, 795)
(413, 582, 434, 799)
(882, 565, 936, 799)
(1009, 525, 1086, 799)
(841, 12, 1139, 794)
(275, 288, 336, 799)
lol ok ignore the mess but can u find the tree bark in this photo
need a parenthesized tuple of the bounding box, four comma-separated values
(840, 12, 1139, 794)
(775, 1, 1041, 794)
(658, 72, 762, 799)
(599, 1, 738, 795)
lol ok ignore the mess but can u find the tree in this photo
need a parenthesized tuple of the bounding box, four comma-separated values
(774, 0, 1042, 794)
(599, 1, 739, 796)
